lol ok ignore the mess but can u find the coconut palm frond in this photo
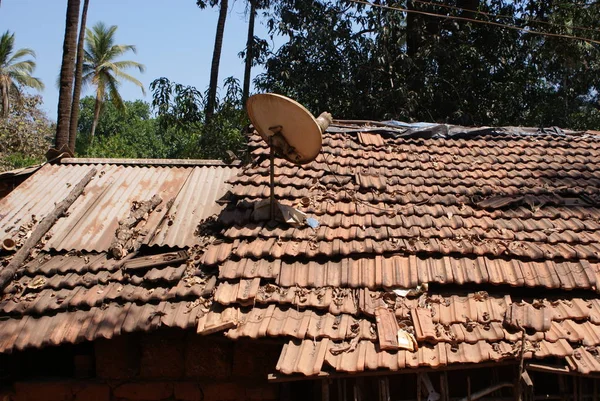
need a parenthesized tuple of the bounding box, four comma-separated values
(107, 78, 125, 110)
(10, 71, 44, 91)
(84, 21, 146, 105)
(6, 60, 36, 74)
(112, 60, 145, 73)
(107, 44, 137, 60)
(7, 48, 36, 64)
(0, 30, 43, 117)
(0, 31, 16, 63)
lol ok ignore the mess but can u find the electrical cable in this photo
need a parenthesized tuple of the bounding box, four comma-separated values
(349, 0, 600, 46)
(408, 0, 600, 35)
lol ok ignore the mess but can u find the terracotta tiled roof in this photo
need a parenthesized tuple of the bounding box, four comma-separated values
(0, 250, 213, 353)
(3, 124, 600, 379)
(199, 124, 600, 376)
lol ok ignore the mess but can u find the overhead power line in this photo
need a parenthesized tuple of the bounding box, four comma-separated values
(349, 0, 600, 46)
(409, 0, 600, 35)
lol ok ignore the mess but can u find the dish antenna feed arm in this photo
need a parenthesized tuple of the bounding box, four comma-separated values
(265, 112, 332, 220)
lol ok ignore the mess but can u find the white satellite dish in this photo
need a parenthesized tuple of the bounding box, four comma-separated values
(246, 93, 332, 221)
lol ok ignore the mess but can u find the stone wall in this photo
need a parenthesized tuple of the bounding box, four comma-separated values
(2, 329, 281, 401)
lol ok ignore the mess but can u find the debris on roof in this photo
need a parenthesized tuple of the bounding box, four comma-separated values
(2, 124, 600, 380)
(108, 194, 163, 259)
(0, 162, 239, 252)
(209, 124, 600, 376)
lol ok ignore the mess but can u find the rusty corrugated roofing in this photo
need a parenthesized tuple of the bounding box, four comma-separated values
(0, 161, 239, 251)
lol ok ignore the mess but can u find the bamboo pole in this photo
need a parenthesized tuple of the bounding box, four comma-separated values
(467, 376, 472, 401)
(517, 329, 527, 401)
(0, 168, 97, 291)
(458, 384, 514, 401)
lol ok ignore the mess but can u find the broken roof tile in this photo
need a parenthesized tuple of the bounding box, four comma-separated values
(375, 307, 400, 350)
(566, 347, 600, 374)
(412, 308, 436, 342)
(505, 303, 552, 332)
(534, 339, 573, 359)
(357, 132, 384, 147)
(546, 299, 592, 321)
(276, 338, 329, 376)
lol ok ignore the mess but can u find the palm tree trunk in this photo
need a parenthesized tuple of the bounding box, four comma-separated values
(242, 0, 256, 107)
(205, 0, 228, 122)
(1, 84, 8, 118)
(90, 94, 101, 144)
(68, 0, 90, 153)
(55, 0, 81, 151)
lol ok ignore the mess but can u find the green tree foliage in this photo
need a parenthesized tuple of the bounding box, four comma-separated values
(75, 96, 166, 158)
(75, 74, 247, 161)
(0, 94, 53, 171)
(0, 30, 44, 118)
(202, 76, 247, 159)
(256, 0, 600, 129)
(149, 77, 204, 158)
(151, 76, 246, 160)
(256, 1, 376, 118)
(73, 76, 247, 161)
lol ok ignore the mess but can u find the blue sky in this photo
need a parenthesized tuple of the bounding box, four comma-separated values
(0, 0, 278, 119)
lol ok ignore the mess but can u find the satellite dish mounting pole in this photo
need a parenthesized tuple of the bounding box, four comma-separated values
(246, 93, 330, 223)
(269, 135, 276, 221)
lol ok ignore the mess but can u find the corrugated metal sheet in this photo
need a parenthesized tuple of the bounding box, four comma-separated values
(0, 162, 239, 251)
(0, 163, 84, 235)
(148, 165, 236, 247)
(0, 164, 41, 179)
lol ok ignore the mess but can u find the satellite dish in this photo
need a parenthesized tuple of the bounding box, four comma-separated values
(247, 93, 331, 164)
(246, 93, 332, 221)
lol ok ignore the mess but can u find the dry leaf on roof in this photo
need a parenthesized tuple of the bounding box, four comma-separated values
(27, 276, 45, 289)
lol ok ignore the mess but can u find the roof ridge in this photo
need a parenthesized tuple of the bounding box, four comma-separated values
(59, 157, 240, 167)
(329, 120, 600, 140)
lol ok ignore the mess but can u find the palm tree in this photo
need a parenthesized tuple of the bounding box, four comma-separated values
(55, 0, 80, 150)
(69, 0, 90, 152)
(83, 22, 145, 140)
(0, 31, 44, 118)
(198, 0, 228, 122)
(242, 0, 256, 107)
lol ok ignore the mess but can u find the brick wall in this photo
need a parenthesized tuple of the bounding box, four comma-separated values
(4, 329, 281, 401)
